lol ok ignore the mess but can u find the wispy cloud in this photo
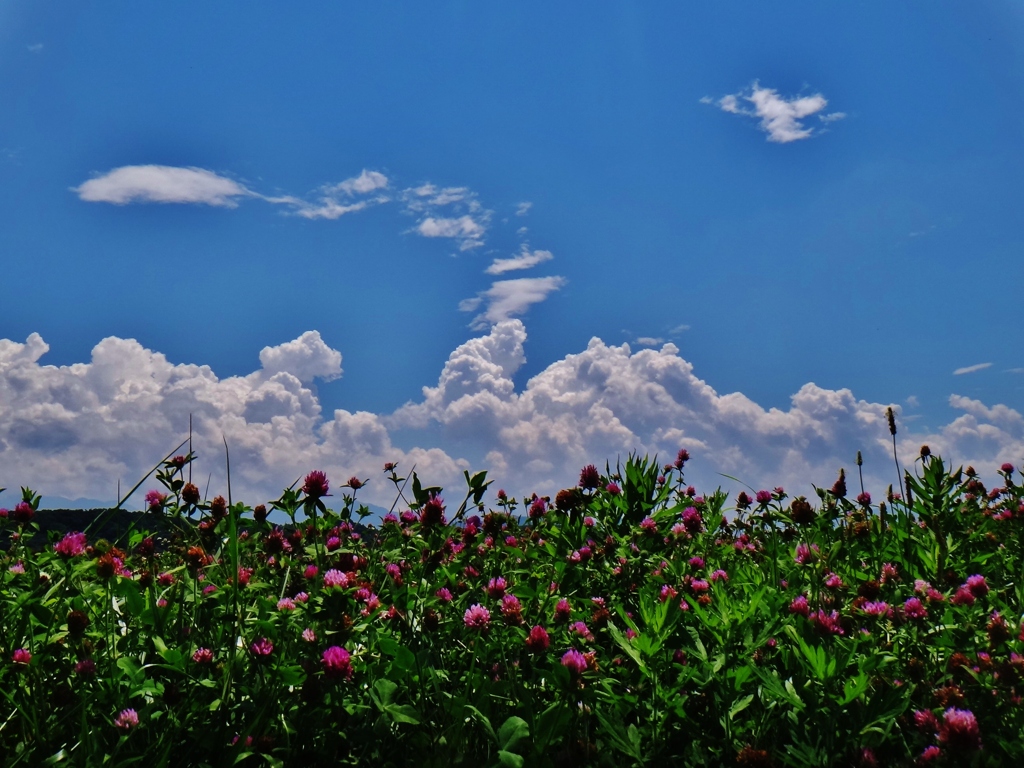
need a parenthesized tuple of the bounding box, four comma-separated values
(73, 165, 390, 219)
(461, 276, 566, 329)
(402, 183, 491, 251)
(516, 202, 532, 216)
(27, 43, 44, 53)
(703, 81, 843, 143)
(954, 362, 993, 376)
(485, 246, 554, 275)
(278, 170, 390, 220)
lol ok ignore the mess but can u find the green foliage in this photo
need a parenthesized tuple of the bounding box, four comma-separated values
(0, 453, 1022, 765)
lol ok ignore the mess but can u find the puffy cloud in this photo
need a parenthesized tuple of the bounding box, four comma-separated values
(704, 81, 843, 143)
(461, 277, 566, 329)
(485, 247, 554, 275)
(331, 169, 388, 196)
(416, 216, 486, 248)
(257, 331, 342, 383)
(0, 332, 467, 508)
(953, 362, 992, 375)
(74, 165, 252, 207)
(3, 324, 1020, 512)
(394, 322, 1024, 498)
(516, 202, 532, 216)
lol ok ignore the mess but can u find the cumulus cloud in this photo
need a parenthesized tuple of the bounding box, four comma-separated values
(74, 165, 253, 207)
(704, 81, 843, 143)
(257, 331, 342, 383)
(0, 331, 467, 508)
(485, 247, 554, 275)
(332, 169, 388, 196)
(953, 362, 992, 375)
(416, 216, 486, 246)
(4, 325, 1020, 512)
(392, 321, 1024, 498)
(461, 277, 566, 329)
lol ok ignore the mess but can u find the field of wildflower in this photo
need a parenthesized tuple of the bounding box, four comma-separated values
(2, 415, 1023, 766)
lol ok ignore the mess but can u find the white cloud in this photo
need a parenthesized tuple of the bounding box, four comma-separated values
(906, 395, 920, 408)
(281, 169, 391, 220)
(392, 322, 1024, 499)
(27, 43, 43, 53)
(0, 332, 467, 508)
(705, 81, 843, 143)
(417, 216, 486, 244)
(73, 165, 390, 220)
(668, 324, 691, 336)
(258, 331, 342, 383)
(485, 247, 554, 275)
(635, 337, 665, 347)
(3, 325, 1022, 510)
(74, 165, 252, 207)
(288, 198, 376, 220)
(953, 362, 992, 376)
(331, 169, 388, 196)
(461, 277, 566, 329)
(516, 202, 532, 216)
(401, 182, 491, 251)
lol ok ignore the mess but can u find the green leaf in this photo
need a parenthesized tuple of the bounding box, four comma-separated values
(729, 694, 754, 720)
(116, 579, 144, 616)
(497, 716, 529, 752)
(608, 623, 646, 673)
(496, 751, 524, 768)
(393, 645, 416, 672)
(465, 704, 498, 744)
(840, 674, 870, 706)
(371, 678, 397, 708)
(532, 702, 569, 752)
(277, 664, 305, 687)
(117, 656, 144, 685)
(385, 703, 421, 725)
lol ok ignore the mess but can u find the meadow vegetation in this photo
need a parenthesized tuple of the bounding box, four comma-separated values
(1, 417, 1022, 766)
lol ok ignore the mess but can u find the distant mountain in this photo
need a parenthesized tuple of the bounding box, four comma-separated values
(24, 494, 393, 522)
(36, 496, 118, 511)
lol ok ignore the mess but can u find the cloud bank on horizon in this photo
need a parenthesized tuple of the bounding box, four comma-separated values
(1, 322, 1020, 510)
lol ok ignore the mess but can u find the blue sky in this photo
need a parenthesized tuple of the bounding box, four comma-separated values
(2, 2, 1022, 508)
